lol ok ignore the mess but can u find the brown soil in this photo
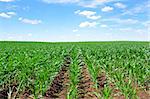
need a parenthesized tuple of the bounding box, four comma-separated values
(0, 89, 7, 99)
(128, 78, 150, 99)
(135, 84, 150, 99)
(97, 72, 107, 90)
(0, 83, 18, 99)
(78, 64, 97, 99)
(137, 90, 150, 99)
(44, 55, 71, 99)
(19, 89, 33, 99)
(108, 82, 125, 99)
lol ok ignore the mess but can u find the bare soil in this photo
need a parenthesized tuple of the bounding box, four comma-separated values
(44, 55, 71, 99)
(78, 63, 97, 99)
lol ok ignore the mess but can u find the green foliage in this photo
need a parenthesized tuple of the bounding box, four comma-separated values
(0, 41, 149, 98)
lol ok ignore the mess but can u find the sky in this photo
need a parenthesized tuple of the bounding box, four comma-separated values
(0, 0, 149, 42)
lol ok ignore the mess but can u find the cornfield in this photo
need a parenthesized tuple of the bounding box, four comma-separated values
(0, 41, 149, 99)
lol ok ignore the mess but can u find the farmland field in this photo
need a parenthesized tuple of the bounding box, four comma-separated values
(0, 41, 149, 99)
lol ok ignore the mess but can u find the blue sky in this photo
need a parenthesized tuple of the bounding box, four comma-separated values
(0, 0, 149, 42)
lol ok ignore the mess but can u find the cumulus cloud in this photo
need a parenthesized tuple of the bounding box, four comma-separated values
(114, 2, 126, 9)
(79, 21, 98, 28)
(0, 12, 16, 18)
(0, 13, 11, 18)
(19, 17, 42, 25)
(75, 10, 101, 20)
(0, 0, 15, 2)
(76, 10, 96, 17)
(101, 6, 113, 12)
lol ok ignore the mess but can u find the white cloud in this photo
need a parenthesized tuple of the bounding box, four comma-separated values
(0, 33, 35, 41)
(79, 21, 98, 28)
(101, 6, 114, 12)
(76, 34, 81, 37)
(72, 29, 78, 32)
(78, 0, 110, 8)
(76, 10, 96, 17)
(78, 0, 119, 8)
(41, 0, 120, 8)
(0, 13, 11, 18)
(42, 0, 79, 4)
(74, 10, 81, 14)
(4, 5, 18, 10)
(119, 19, 138, 24)
(114, 2, 126, 9)
(0, 0, 15, 2)
(142, 21, 150, 27)
(0, 12, 16, 18)
(28, 33, 33, 36)
(75, 10, 101, 20)
(100, 24, 108, 28)
(122, 2, 149, 15)
(7, 12, 16, 15)
(119, 28, 148, 35)
(87, 15, 101, 20)
(19, 17, 42, 25)
(101, 18, 139, 24)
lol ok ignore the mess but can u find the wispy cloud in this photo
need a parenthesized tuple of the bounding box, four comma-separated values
(119, 28, 147, 35)
(7, 12, 16, 15)
(114, 2, 126, 9)
(79, 21, 98, 28)
(4, 33, 33, 41)
(122, 1, 149, 15)
(100, 24, 108, 28)
(41, 0, 123, 8)
(0, 12, 16, 18)
(0, 0, 15, 2)
(78, 0, 125, 8)
(78, 0, 111, 8)
(75, 10, 101, 20)
(142, 21, 150, 28)
(72, 29, 78, 32)
(19, 17, 42, 25)
(42, 0, 80, 4)
(101, 6, 114, 12)
(101, 18, 139, 24)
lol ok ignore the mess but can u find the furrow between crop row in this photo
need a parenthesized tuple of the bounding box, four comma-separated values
(77, 51, 98, 99)
(44, 55, 71, 99)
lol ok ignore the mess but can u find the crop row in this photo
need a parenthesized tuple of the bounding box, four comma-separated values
(0, 42, 149, 99)
(0, 43, 72, 98)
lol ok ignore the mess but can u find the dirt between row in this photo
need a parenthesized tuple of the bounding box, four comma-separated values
(77, 54, 98, 99)
(44, 55, 71, 99)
